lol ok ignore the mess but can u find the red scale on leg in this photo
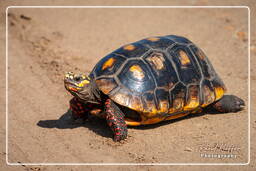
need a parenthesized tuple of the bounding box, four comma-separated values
(105, 99, 127, 141)
(69, 97, 91, 119)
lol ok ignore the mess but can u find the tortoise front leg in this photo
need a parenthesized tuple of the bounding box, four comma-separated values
(105, 99, 128, 141)
(206, 95, 245, 113)
(69, 97, 89, 120)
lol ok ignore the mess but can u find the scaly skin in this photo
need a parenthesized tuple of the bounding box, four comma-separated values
(69, 97, 101, 120)
(70, 97, 127, 141)
(105, 99, 128, 141)
(69, 97, 88, 119)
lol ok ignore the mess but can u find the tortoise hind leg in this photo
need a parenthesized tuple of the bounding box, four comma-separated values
(206, 95, 245, 113)
(105, 99, 128, 141)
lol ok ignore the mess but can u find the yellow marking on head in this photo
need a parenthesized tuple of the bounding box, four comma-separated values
(65, 73, 70, 78)
(102, 57, 116, 70)
(129, 65, 145, 80)
(146, 53, 165, 70)
(86, 76, 90, 80)
(77, 79, 90, 87)
(214, 87, 225, 101)
(147, 37, 160, 42)
(179, 50, 191, 65)
(96, 79, 117, 94)
(123, 44, 135, 51)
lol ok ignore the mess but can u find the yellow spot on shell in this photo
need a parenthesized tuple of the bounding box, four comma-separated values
(202, 85, 215, 107)
(142, 95, 158, 116)
(179, 50, 191, 65)
(172, 98, 184, 112)
(102, 57, 116, 70)
(146, 53, 165, 70)
(214, 87, 225, 101)
(129, 65, 145, 80)
(184, 85, 199, 111)
(147, 37, 160, 42)
(183, 98, 199, 111)
(123, 44, 135, 51)
(159, 100, 169, 113)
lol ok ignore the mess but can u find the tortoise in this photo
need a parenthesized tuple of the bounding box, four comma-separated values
(64, 35, 245, 141)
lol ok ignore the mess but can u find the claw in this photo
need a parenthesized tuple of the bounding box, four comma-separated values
(235, 97, 245, 111)
(231, 97, 245, 112)
(238, 99, 245, 106)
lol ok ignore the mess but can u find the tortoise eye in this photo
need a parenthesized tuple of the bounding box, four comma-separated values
(74, 76, 81, 82)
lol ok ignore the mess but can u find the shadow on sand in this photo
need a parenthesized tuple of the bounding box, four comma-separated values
(37, 109, 113, 139)
(37, 109, 228, 139)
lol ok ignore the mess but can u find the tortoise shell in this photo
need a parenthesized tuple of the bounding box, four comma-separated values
(90, 35, 226, 124)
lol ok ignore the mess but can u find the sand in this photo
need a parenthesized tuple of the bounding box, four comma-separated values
(0, 0, 256, 171)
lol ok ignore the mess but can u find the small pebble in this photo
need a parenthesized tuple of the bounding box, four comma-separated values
(236, 31, 247, 42)
(184, 147, 193, 152)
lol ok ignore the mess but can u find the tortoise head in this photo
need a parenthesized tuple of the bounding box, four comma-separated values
(64, 72, 91, 101)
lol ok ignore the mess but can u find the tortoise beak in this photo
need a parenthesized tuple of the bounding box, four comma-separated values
(64, 72, 81, 91)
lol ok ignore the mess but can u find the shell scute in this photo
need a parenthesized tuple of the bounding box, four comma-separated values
(167, 44, 202, 85)
(114, 42, 150, 58)
(144, 51, 178, 89)
(93, 53, 126, 77)
(117, 60, 155, 94)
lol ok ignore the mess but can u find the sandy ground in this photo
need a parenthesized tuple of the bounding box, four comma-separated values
(0, 0, 256, 171)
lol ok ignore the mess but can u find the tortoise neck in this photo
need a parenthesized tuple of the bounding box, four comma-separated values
(88, 81, 102, 104)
